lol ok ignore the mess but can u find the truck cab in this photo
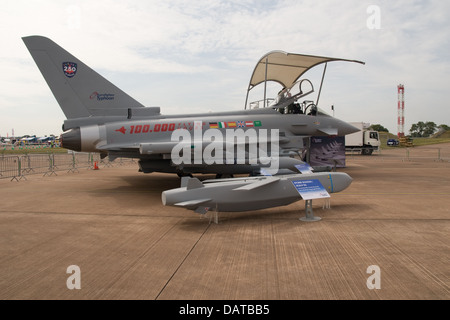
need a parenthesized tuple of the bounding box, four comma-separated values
(362, 130, 380, 155)
(345, 122, 381, 155)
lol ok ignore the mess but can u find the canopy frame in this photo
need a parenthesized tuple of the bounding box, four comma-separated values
(244, 51, 365, 109)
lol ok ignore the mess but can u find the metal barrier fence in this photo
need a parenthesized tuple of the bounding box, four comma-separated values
(346, 147, 450, 162)
(0, 156, 21, 180)
(401, 147, 450, 162)
(0, 152, 135, 181)
(2, 147, 448, 181)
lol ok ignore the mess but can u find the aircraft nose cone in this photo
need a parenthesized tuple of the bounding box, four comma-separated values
(340, 121, 360, 136)
(60, 128, 81, 151)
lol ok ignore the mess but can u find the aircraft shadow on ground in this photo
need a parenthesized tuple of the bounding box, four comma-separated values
(88, 172, 370, 224)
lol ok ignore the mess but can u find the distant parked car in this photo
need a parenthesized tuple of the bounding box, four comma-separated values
(387, 139, 399, 146)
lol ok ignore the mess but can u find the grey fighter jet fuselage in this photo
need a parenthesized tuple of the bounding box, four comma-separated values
(60, 108, 357, 175)
(23, 36, 361, 176)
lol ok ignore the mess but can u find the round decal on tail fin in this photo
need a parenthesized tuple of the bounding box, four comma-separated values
(62, 62, 77, 78)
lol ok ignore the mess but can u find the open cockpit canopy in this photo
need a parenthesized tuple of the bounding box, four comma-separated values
(245, 50, 365, 110)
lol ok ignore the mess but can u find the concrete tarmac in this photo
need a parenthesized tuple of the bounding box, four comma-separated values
(1, 144, 449, 300)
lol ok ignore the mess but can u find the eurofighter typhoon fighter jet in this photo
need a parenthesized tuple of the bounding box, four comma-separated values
(23, 36, 363, 177)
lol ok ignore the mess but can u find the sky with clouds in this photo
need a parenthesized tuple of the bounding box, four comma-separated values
(1, 0, 449, 137)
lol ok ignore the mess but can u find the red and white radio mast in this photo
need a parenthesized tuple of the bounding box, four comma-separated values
(397, 84, 405, 137)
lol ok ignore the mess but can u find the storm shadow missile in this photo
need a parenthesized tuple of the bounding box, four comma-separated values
(161, 172, 352, 213)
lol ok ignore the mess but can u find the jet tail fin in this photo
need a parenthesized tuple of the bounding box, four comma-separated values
(22, 35, 145, 120)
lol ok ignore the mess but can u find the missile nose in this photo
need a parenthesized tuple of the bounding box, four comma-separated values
(161, 191, 167, 206)
(331, 173, 353, 192)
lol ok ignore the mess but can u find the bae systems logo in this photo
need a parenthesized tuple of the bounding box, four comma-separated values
(62, 62, 77, 78)
(90, 92, 115, 101)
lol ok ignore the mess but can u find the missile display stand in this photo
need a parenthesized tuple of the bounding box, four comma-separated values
(199, 205, 220, 224)
(300, 200, 322, 222)
(209, 208, 220, 225)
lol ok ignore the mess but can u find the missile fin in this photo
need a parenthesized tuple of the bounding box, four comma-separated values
(186, 178, 204, 190)
(180, 177, 190, 188)
(195, 206, 211, 215)
(175, 199, 212, 207)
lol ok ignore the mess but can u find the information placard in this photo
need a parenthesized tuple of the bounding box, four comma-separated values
(292, 179, 330, 200)
(295, 163, 314, 174)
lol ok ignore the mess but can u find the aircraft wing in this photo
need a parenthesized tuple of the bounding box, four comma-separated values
(97, 144, 139, 151)
(97, 142, 182, 154)
(97, 138, 305, 156)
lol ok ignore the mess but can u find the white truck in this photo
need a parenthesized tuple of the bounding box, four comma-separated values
(345, 122, 380, 155)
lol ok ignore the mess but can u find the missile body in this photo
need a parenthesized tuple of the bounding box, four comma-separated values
(162, 172, 352, 213)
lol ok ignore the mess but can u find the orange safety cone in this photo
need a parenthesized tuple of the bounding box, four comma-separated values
(93, 161, 99, 170)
